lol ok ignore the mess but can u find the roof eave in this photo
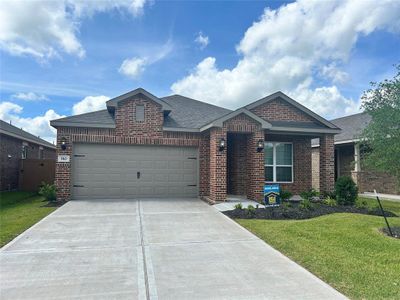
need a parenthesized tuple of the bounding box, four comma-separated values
(0, 129, 56, 149)
(269, 127, 342, 134)
(50, 121, 116, 129)
(199, 108, 272, 132)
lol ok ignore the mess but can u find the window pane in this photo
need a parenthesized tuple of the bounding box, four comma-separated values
(135, 105, 145, 121)
(276, 143, 292, 165)
(265, 166, 273, 181)
(276, 167, 292, 182)
(264, 143, 273, 165)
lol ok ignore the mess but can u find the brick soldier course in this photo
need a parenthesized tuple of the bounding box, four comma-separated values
(51, 88, 340, 202)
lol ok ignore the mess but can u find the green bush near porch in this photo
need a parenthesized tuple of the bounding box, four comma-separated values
(236, 197, 400, 299)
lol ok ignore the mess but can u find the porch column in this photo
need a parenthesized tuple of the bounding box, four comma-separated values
(354, 143, 361, 172)
(209, 128, 227, 202)
(246, 129, 265, 202)
(319, 134, 335, 194)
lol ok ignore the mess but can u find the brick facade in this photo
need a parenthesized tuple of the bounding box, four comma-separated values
(115, 97, 163, 137)
(54, 94, 336, 202)
(250, 98, 315, 123)
(266, 134, 313, 195)
(311, 148, 320, 191)
(319, 134, 335, 194)
(352, 171, 399, 195)
(312, 143, 400, 195)
(1, 133, 56, 191)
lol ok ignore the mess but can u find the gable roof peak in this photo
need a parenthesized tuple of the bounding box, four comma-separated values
(106, 87, 172, 113)
(245, 91, 339, 130)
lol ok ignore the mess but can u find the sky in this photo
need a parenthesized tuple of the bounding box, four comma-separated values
(1, 0, 399, 143)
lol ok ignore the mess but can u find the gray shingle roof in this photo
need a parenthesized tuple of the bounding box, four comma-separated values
(51, 95, 231, 130)
(51, 110, 115, 127)
(312, 112, 371, 146)
(161, 95, 231, 129)
(0, 119, 55, 148)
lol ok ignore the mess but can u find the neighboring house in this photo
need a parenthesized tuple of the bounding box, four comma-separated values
(312, 112, 399, 195)
(0, 119, 56, 191)
(50, 88, 340, 202)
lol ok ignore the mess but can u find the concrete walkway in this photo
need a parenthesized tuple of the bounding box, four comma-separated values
(0, 198, 346, 299)
(360, 192, 400, 202)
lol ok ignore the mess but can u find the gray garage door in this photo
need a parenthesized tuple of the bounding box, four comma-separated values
(72, 143, 198, 199)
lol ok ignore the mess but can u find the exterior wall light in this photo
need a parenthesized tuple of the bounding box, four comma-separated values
(256, 139, 264, 152)
(60, 137, 67, 151)
(218, 138, 226, 152)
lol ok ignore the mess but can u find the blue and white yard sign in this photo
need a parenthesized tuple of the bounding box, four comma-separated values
(264, 184, 281, 207)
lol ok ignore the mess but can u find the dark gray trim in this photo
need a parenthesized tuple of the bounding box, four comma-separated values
(50, 121, 116, 129)
(200, 108, 272, 132)
(269, 126, 341, 134)
(163, 127, 200, 132)
(245, 91, 340, 130)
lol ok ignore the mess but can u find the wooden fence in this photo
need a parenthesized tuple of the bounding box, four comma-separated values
(19, 159, 55, 192)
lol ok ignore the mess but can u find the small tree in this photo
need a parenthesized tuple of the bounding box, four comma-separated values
(361, 64, 400, 184)
(335, 176, 358, 206)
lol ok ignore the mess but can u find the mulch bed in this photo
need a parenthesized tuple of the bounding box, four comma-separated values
(41, 200, 66, 207)
(380, 227, 400, 239)
(223, 202, 398, 220)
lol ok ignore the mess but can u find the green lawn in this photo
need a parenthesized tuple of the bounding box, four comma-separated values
(0, 191, 57, 247)
(237, 198, 400, 300)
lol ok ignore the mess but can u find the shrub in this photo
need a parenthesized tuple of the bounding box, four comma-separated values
(246, 204, 256, 216)
(356, 198, 368, 209)
(38, 182, 57, 202)
(300, 189, 319, 201)
(335, 176, 358, 206)
(323, 196, 337, 207)
(299, 199, 314, 210)
(234, 203, 243, 210)
(280, 190, 293, 201)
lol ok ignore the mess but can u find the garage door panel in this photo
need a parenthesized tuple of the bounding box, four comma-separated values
(72, 144, 198, 199)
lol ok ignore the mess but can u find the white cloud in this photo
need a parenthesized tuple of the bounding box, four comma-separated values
(12, 92, 49, 102)
(119, 57, 147, 79)
(0, 0, 148, 61)
(72, 95, 110, 115)
(321, 64, 350, 84)
(119, 39, 174, 79)
(0, 101, 64, 143)
(195, 32, 209, 50)
(171, 0, 400, 119)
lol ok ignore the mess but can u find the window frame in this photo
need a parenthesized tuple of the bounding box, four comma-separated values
(135, 104, 145, 122)
(21, 143, 28, 160)
(39, 146, 44, 159)
(264, 142, 294, 183)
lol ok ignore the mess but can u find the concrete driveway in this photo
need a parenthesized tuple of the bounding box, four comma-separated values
(0, 198, 346, 299)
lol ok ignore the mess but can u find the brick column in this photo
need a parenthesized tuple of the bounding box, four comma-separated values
(199, 134, 210, 197)
(319, 134, 335, 194)
(55, 131, 72, 201)
(246, 129, 265, 202)
(209, 128, 227, 202)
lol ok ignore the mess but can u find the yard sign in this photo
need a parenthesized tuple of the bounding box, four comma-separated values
(264, 184, 281, 207)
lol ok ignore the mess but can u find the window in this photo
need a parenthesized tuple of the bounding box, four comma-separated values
(264, 142, 293, 182)
(39, 147, 44, 159)
(135, 105, 145, 121)
(21, 144, 28, 159)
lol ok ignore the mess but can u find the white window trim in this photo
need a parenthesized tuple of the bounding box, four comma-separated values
(39, 146, 44, 159)
(21, 143, 28, 159)
(265, 142, 294, 183)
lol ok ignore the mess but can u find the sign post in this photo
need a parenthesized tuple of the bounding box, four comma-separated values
(264, 184, 281, 207)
